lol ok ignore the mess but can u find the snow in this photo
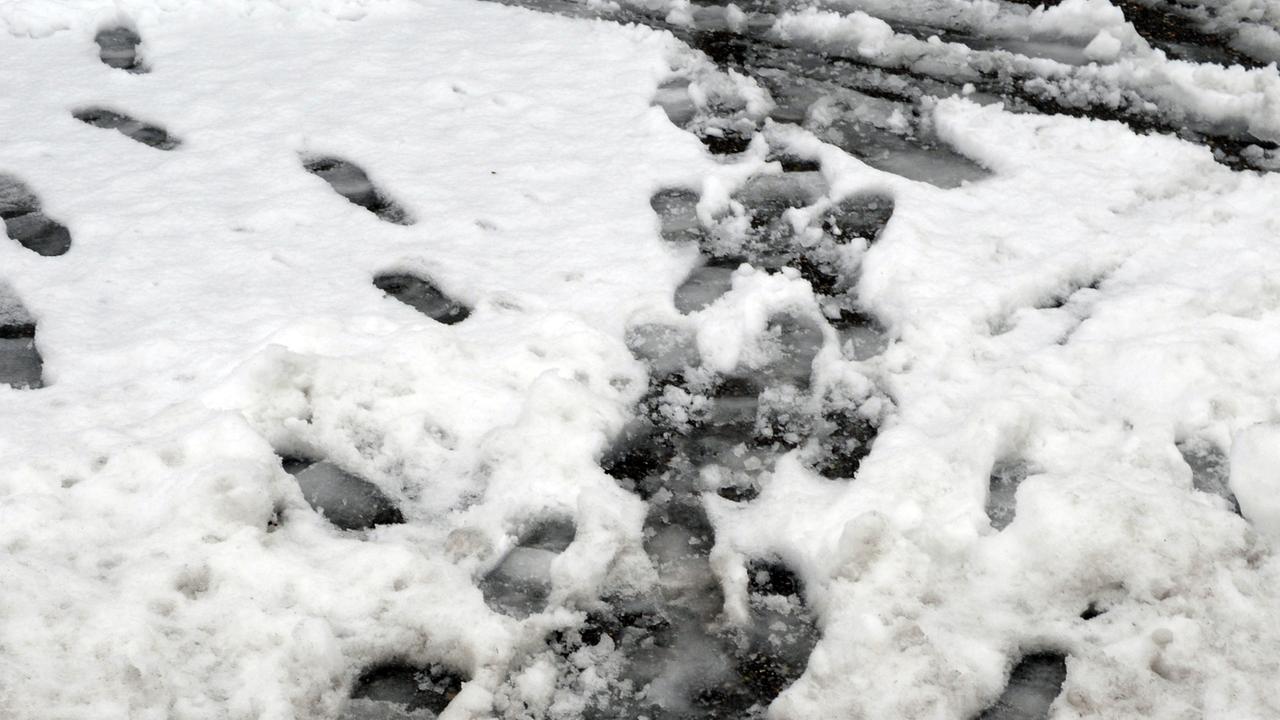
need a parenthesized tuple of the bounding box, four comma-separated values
(1083, 29, 1123, 63)
(1230, 424, 1280, 541)
(3, 0, 1280, 718)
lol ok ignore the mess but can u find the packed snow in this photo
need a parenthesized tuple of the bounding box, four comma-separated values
(3, 0, 1280, 718)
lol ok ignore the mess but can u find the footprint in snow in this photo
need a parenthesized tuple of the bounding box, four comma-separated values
(0, 174, 72, 257)
(986, 458, 1032, 531)
(95, 26, 147, 73)
(345, 662, 467, 720)
(373, 273, 470, 325)
(977, 652, 1068, 720)
(1177, 439, 1240, 515)
(479, 518, 577, 618)
(73, 107, 180, 150)
(0, 284, 43, 389)
(575, 311, 843, 717)
(302, 155, 414, 226)
(279, 456, 404, 531)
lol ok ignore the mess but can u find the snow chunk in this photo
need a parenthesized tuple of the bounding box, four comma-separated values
(1084, 29, 1123, 63)
(1230, 424, 1280, 540)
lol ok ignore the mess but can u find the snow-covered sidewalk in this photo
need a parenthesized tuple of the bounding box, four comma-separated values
(3, 1, 1280, 718)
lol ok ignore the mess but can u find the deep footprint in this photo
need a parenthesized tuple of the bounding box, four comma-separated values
(986, 459, 1030, 531)
(0, 174, 72, 256)
(0, 285, 43, 389)
(480, 518, 576, 618)
(73, 107, 180, 150)
(302, 156, 413, 225)
(95, 26, 147, 73)
(373, 273, 469, 325)
(281, 457, 404, 531)
(346, 662, 467, 719)
(977, 652, 1068, 720)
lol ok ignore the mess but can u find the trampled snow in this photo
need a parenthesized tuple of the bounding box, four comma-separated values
(3, 0, 1280, 718)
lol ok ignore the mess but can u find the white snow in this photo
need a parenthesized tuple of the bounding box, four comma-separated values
(3, 0, 1280, 718)
(1230, 424, 1280, 541)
